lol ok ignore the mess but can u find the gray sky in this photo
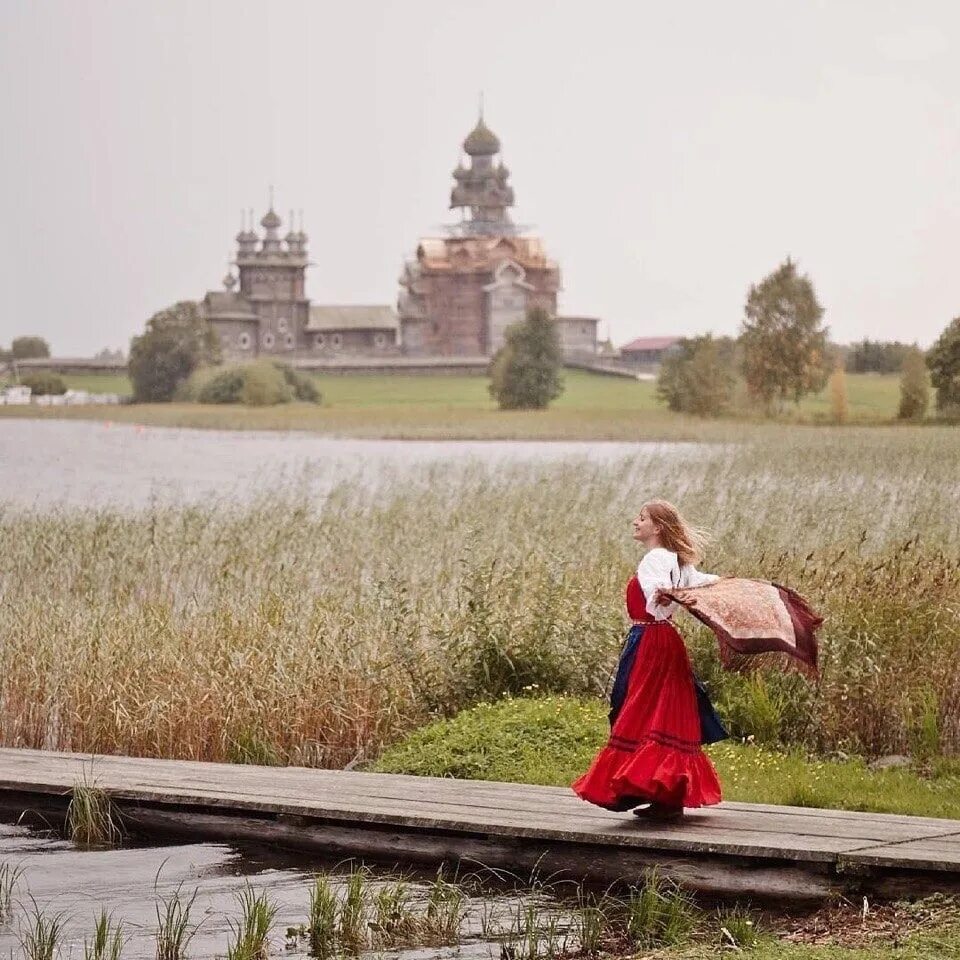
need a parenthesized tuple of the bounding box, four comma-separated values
(1, 0, 958, 355)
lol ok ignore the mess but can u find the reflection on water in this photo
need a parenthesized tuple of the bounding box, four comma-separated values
(0, 420, 702, 511)
(0, 819, 563, 960)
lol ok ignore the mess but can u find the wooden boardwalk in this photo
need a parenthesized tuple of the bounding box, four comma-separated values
(1, 747, 958, 902)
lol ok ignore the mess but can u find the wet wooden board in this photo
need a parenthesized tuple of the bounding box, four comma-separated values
(1, 747, 958, 898)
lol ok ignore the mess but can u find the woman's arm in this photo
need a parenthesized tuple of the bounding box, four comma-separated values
(685, 567, 720, 588)
(636, 548, 680, 621)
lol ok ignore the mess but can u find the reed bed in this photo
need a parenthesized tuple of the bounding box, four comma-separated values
(1, 426, 959, 763)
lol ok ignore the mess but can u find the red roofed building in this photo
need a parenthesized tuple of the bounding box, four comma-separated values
(619, 336, 682, 366)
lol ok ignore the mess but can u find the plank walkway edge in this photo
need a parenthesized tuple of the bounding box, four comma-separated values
(1, 748, 958, 903)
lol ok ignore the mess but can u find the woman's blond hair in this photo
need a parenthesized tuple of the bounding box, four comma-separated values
(643, 499, 711, 567)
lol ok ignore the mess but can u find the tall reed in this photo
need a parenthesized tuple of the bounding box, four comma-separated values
(2, 427, 958, 761)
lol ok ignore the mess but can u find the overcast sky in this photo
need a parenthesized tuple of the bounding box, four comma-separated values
(1, 0, 958, 355)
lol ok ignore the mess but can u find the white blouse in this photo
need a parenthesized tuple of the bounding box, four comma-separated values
(636, 547, 719, 621)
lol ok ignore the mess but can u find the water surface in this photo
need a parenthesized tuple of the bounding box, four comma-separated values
(0, 420, 702, 511)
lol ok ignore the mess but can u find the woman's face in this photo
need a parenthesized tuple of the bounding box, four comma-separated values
(632, 505, 660, 544)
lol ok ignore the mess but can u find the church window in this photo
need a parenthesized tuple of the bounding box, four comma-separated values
(331, 333, 343, 349)
(238, 332, 251, 350)
(374, 333, 387, 349)
(263, 332, 275, 349)
(285, 333, 295, 348)
(314, 334, 326, 348)
(278, 317, 289, 333)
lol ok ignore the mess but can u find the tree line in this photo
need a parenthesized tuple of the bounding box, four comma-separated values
(656, 258, 960, 421)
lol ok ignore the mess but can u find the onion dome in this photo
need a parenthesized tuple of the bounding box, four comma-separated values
(496, 160, 510, 179)
(285, 210, 298, 244)
(261, 207, 282, 230)
(452, 162, 469, 181)
(463, 118, 500, 156)
(223, 271, 237, 292)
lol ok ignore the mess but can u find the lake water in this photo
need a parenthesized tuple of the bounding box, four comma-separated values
(0, 818, 561, 960)
(0, 420, 703, 511)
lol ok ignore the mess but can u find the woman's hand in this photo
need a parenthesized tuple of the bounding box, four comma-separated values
(654, 588, 672, 607)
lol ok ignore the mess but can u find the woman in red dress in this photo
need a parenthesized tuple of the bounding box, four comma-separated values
(572, 499, 726, 821)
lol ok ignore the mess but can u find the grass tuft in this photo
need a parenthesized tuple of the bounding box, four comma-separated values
(67, 770, 123, 846)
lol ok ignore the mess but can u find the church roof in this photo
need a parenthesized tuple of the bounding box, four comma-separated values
(307, 305, 398, 332)
(463, 118, 500, 156)
(202, 291, 257, 319)
(415, 235, 555, 272)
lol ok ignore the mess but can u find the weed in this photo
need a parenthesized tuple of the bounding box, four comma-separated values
(226, 885, 277, 960)
(83, 909, 126, 960)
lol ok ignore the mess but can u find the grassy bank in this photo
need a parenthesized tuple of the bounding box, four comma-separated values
(0, 370, 914, 438)
(374, 696, 960, 819)
(1, 427, 958, 767)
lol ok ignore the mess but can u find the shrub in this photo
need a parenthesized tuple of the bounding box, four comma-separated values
(656, 335, 737, 416)
(828, 365, 848, 424)
(273, 362, 321, 402)
(197, 367, 246, 404)
(898, 347, 930, 421)
(19, 372, 66, 396)
(488, 307, 563, 410)
(240, 361, 294, 406)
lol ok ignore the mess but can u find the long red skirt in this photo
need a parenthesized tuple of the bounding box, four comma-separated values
(572, 621, 722, 810)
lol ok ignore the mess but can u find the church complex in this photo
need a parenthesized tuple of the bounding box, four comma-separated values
(201, 112, 602, 366)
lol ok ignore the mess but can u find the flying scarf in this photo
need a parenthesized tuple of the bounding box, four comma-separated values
(662, 578, 822, 676)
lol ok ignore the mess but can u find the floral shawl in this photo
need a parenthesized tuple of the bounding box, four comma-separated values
(662, 578, 822, 676)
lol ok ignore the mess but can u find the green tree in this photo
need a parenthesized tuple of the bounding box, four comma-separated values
(926, 317, 960, 414)
(488, 306, 564, 410)
(656, 334, 737, 417)
(11, 335, 51, 359)
(740, 258, 829, 413)
(898, 346, 930, 421)
(128, 301, 220, 402)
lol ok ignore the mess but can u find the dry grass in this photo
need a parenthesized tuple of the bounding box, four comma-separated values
(1, 426, 959, 764)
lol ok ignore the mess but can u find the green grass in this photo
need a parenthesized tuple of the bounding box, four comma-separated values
(0, 370, 910, 438)
(372, 696, 960, 819)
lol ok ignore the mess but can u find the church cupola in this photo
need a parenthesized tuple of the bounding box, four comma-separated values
(236, 209, 258, 257)
(463, 117, 500, 157)
(449, 109, 515, 235)
(260, 191, 283, 254)
(285, 209, 301, 255)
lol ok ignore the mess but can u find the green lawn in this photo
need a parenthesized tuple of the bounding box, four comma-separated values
(0, 369, 910, 439)
(373, 696, 960, 820)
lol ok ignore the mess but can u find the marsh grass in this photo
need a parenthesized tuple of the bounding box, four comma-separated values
(155, 884, 199, 960)
(2, 427, 959, 764)
(0, 861, 23, 923)
(83, 909, 126, 960)
(67, 771, 123, 846)
(18, 900, 67, 960)
(226, 885, 277, 960)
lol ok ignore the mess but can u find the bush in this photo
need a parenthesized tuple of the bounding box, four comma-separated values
(197, 367, 246, 404)
(656, 335, 737, 416)
(488, 307, 563, 410)
(273, 362, 321, 402)
(19, 372, 66, 396)
(828, 365, 848, 424)
(240, 361, 294, 406)
(898, 347, 930, 421)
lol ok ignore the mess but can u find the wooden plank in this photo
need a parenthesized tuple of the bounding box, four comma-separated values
(3, 747, 960, 878)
